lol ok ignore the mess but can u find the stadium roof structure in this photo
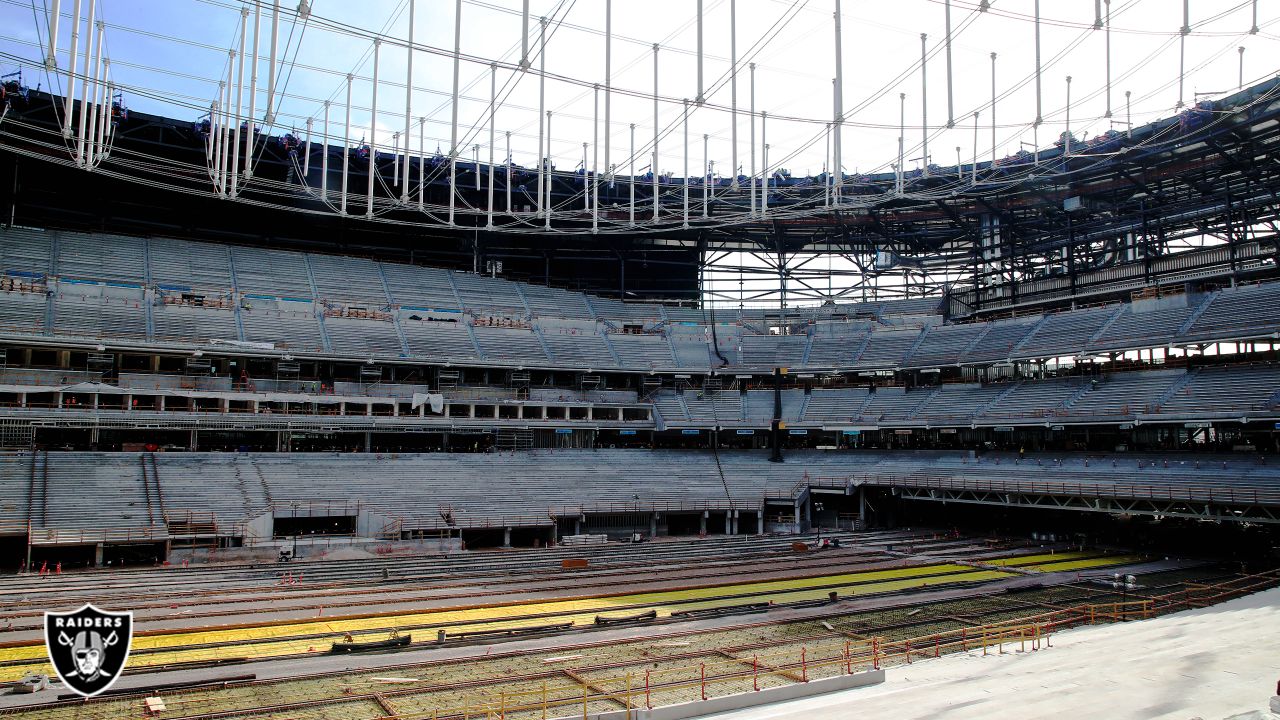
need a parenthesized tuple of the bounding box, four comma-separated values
(0, 1, 1277, 308)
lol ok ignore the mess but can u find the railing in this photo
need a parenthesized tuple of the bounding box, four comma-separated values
(864, 471, 1280, 506)
(372, 570, 1280, 720)
(270, 500, 364, 517)
(549, 500, 740, 517)
(28, 525, 166, 545)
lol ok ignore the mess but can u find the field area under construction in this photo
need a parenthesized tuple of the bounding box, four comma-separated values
(0, 529, 1274, 720)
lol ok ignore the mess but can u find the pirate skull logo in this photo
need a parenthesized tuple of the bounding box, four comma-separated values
(44, 604, 132, 697)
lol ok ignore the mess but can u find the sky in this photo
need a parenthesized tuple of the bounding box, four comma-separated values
(0, 0, 1277, 305)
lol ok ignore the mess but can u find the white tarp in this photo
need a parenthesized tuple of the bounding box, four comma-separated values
(411, 393, 445, 413)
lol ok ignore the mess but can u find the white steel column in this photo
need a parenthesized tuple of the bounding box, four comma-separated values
(945, 0, 954, 127)
(367, 39, 380, 219)
(592, 83, 599, 232)
(230, 10, 247, 196)
(833, 0, 843, 203)
(1104, 0, 1112, 117)
(321, 101, 330, 199)
(520, 0, 530, 68)
(896, 92, 905, 194)
(682, 99, 689, 228)
(303, 117, 313, 178)
(402, 0, 415, 203)
(341, 73, 352, 215)
(696, 0, 704, 103)
(545, 111, 553, 230)
(920, 33, 928, 178)
(729, 0, 738, 188)
(448, 0, 461, 225)
(629, 123, 636, 225)
(487, 62, 496, 228)
(971, 110, 979, 182)
(505, 131, 512, 213)
(761, 111, 768, 217)
(1034, 0, 1042, 124)
(245, 1, 260, 180)
(92, 61, 109, 164)
(652, 43, 659, 222)
(604, 0, 612, 180)
(83, 20, 104, 168)
(1064, 75, 1072, 156)
(265, 1, 279, 126)
(1177, 0, 1189, 109)
(536, 17, 547, 218)
(990, 52, 997, 166)
(46, 0, 60, 69)
(749, 62, 756, 216)
(74, 0, 97, 164)
(217, 62, 233, 193)
(418, 116, 425, 209)
(702, 134, 710, 218)
(63, 0, 82, 137)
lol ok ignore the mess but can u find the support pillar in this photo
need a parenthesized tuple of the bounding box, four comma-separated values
(503, 527, 512, 548)
(757, 510, 764, 535)
(700, 511, 707, 535)
(724, 511, 731, 535)
(94, 543, 104, 567)
(650, 512, 658, 538)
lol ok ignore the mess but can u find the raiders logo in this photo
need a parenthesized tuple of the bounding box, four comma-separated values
(43, 604, 133, 698)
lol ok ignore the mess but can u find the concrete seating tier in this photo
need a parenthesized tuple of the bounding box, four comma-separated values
(6, 448, 1276, 540)
(2, 227, 1280, 374)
